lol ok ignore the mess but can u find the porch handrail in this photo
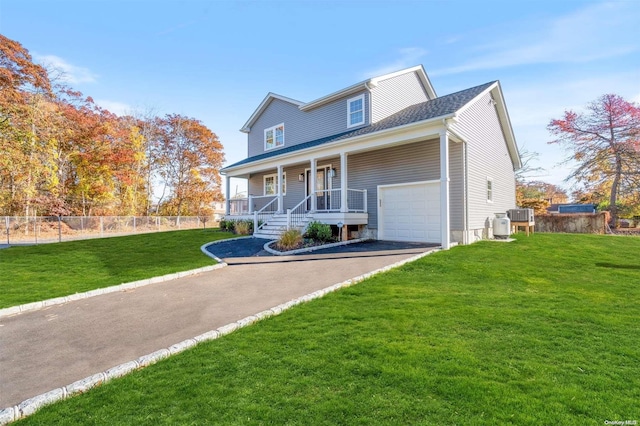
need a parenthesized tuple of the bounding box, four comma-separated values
(347, 188, 367, 212)
(315, 188, 342, 211)
(287, 193, 314, 231)
(254, 196, 279, 233)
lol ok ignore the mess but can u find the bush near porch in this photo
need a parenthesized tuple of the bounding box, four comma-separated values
(17, 233, 640, 425)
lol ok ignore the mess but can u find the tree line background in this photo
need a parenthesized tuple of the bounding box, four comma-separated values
(518, 92, 640, 226)
(1, 34, 224, 218)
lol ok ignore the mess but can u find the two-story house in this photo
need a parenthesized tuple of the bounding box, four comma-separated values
(221, 65, 521, 249)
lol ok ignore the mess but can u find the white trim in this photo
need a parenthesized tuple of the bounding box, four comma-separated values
(264, 123, 285, 151)
(263, 172, 286, 196)
(347, 94, 365, 128)
(241, 93, 302, 133)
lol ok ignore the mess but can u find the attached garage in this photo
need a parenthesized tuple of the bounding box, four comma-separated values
(378, 181, 441, 243)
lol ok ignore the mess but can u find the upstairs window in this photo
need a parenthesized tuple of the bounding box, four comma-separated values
(265, 123, 284, 151)
(347, 94, 365, 128)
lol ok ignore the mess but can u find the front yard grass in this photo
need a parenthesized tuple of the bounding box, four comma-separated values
(16, 233, 640, 425)
(0, 229, 234, 309)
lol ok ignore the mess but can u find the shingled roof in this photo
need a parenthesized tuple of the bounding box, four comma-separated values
(224, 81, 496, 170)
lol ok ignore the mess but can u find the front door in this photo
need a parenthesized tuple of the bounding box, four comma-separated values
(306, 168, 330, 211)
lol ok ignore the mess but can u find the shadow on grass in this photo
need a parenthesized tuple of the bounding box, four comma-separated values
(595, 262, 640, 270)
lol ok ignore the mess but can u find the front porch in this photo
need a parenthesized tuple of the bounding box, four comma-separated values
(225, 187, 369, 239)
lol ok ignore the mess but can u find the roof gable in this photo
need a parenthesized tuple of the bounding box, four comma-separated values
(240, 93, 303, 133)
(225, 82, 496, 171)
(239, 65, 436, 133)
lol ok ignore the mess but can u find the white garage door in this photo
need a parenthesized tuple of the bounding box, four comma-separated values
(378, 181, 441, 243)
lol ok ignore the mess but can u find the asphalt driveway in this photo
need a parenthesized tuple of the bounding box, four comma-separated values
(0, 239, 437, 408)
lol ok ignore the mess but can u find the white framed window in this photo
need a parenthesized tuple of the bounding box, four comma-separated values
(347, 94, 365, 128)
(264, 123, 285, 151)
(486, 177, 494, 203)
(264, 172, 286, 196)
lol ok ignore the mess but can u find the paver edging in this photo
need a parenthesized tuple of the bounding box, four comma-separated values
(0, 237, 247, 320)
(0, 246, 440, 425)
(263, 238, 368, 256)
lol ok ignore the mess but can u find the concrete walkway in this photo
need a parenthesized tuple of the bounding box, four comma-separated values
(0, 240, 436, 408)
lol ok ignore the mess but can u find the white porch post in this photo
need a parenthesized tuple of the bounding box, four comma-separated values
(440, 130, 451, 250)
(225, 176, 231, 215)
(340, 152, 348, 213)
(277, 165, 284, 213)
(310, 159, 317, 212)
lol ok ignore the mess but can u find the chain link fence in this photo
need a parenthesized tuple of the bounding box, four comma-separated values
(1, 216, 218, 246)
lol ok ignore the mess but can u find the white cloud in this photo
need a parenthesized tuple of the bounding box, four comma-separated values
(361, 47, 427, 78)
(34, 54, 98, 84)
(94, 99, 132, 116)
(432, 2, 638, 76)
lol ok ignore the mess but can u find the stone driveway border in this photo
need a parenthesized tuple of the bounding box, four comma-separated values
(0, 246, 438, 425)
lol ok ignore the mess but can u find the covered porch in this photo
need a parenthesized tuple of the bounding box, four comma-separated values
(223, 153, 369, 239)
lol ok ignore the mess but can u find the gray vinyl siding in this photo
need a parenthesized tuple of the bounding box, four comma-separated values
(348, 139, 463, 230)
(370, 72, 429, 123)
(247, 93, 369, 157)
(452, 92, 516, 230)
(247, 159, 342, 211)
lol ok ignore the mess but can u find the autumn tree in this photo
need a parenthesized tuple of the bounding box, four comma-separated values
(0, 34, 55, 215)
(151, 114, 224, 217)
(548, 94, 640, 225)
(516, 180, 568, 215)
(1, 34, 223, 218)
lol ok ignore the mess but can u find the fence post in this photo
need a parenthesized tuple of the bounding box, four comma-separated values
(5, 216, 9, 246)
(286, 209, 292, 230)
(100, 217, 104, 238)
(58, 216, 62, 243)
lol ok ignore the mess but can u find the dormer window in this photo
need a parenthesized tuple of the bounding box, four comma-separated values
(347, 94, 365, 128)
(265, 123, 284, 150)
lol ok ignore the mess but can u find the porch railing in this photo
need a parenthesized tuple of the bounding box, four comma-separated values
(347, 189, 367, 212)
(314, 188, 367, 213)
(287, 194, 314, 231)
(314, 189, 341, 212)
(229, 198, 249, 215)
(253, 196, 278, 233)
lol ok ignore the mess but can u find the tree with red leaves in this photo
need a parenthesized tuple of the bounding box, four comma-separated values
(548, 94, 640, 226)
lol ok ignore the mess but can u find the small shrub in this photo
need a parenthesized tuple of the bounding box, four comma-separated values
(234, 221, 251, 235)
(219, 219, 228, 231)
(277, 229, 303, 251)
(305, 221, 332, 242)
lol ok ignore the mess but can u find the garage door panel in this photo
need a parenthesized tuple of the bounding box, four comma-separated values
(379, 182, 440, 243)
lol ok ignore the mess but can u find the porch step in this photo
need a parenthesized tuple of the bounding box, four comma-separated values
(253, 214, 311, 240)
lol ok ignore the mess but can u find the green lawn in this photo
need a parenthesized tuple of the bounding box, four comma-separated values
(15, 233, 640, 425)
(0, 229, 234, 309)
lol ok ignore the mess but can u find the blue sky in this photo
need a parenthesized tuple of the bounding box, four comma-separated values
(1, 0, 639, 196)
